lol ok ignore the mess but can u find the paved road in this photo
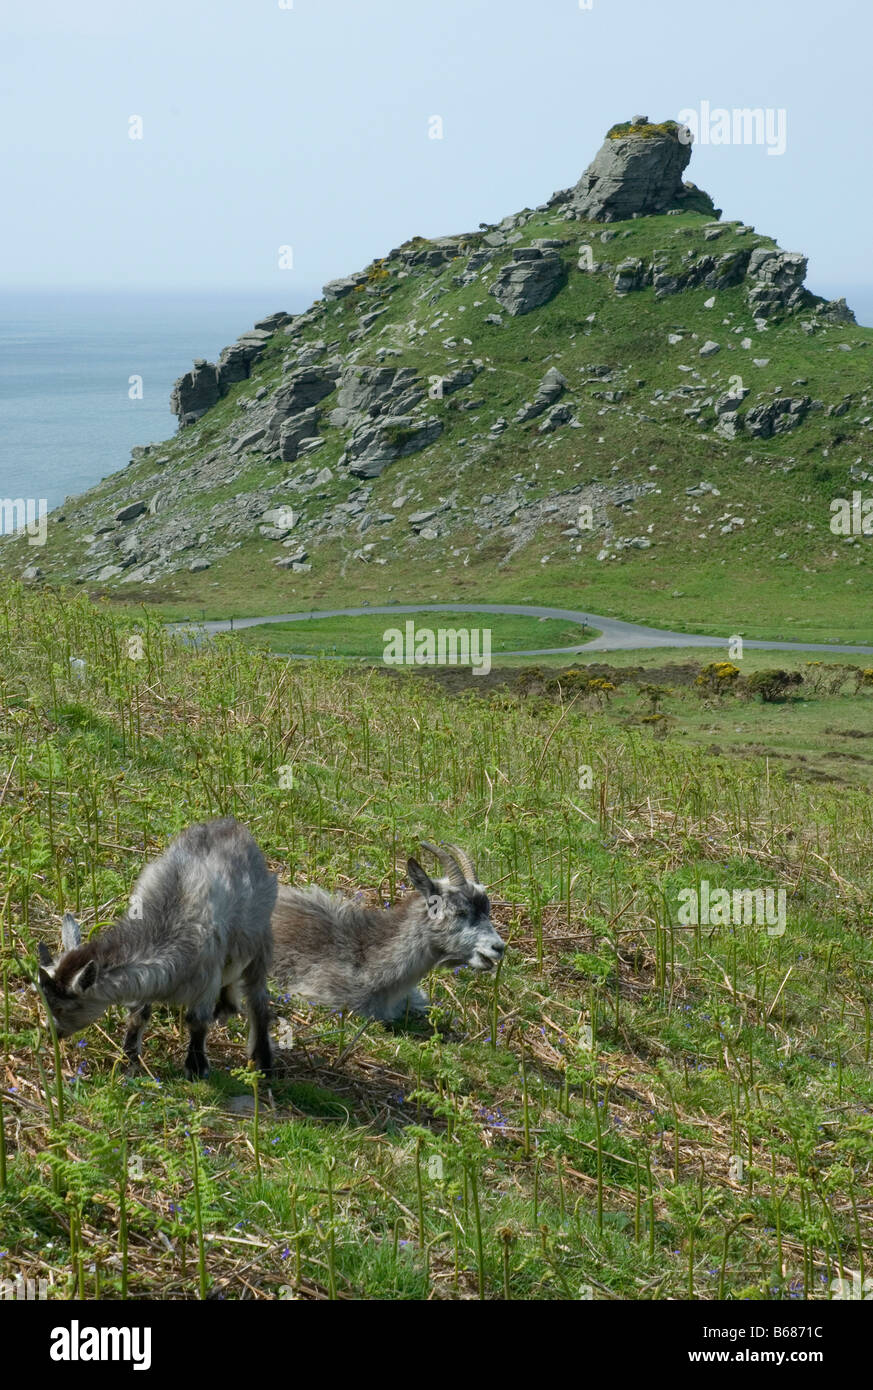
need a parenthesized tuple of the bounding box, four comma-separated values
(171, 603, 873, 658)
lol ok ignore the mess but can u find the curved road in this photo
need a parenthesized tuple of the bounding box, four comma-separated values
(171, 603, 873, 658)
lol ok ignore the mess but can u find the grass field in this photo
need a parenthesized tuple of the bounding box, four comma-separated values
(216, 616, 873, 788)
(410, 648, 873, 789)
(1, 586, 871, 1301)
(230, 611, 594, 659)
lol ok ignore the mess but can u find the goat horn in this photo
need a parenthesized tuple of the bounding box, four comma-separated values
(443, 843, 479, 884)
(420, 841, 467, 888)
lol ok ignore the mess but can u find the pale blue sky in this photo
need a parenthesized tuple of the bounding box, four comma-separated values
(2, 0, 869, 313)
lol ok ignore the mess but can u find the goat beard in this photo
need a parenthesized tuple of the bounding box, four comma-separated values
(439, 953, 495, 972)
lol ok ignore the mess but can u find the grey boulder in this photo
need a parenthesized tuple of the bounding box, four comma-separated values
(490, 247, 567, 316)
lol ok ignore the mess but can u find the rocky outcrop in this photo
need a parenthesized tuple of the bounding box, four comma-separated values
(272, 365, 339, 417)
(490, 247, 567, 316)
(26, 112, 853, 598)
(815, 297, 856, 325)
(346, 415, 443, 478)
(171, 320, 287, 425)
(323, 273, 368, 300)
(515, 368, 567, 423)
(652, 248, 750, 298)
(217, 330, 273, 389)
(170, 359, 221, 426)
(568, 117, 716, 222)
(335, 365, 421, 421)
(713, 388, 750, 439)
(613, 257, 648, 294)
(276, 408, 323, 463)
(744, 395, 811, 439)
(746, 248, 808, 320)
(392, 237, 462, 271)
(438, 364, 480, 396)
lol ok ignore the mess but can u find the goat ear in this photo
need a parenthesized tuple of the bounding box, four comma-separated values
(38, 967, 55, 992)
(407, 858, 436, 899)
(61, 912, 82, 953)
(71, 959, 98, 994)
(37, 942, 54, 967)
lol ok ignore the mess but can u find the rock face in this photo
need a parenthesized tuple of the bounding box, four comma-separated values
(568, 117, 716, 222)
(171, 321, 287, 426)
(217, 333, 270, 389)
(335, 365, 421, 419)
(490, 247, 567, 316)
(745, 249, 809, 319)
(170, 360, 221, 426)
(277, 407, 323, 463)
(346, 415, 443, 478)
(744, 396, 811, 439)
(271, 365, 339, 419)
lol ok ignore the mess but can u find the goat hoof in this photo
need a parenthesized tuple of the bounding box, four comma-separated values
(125, 1060, 142, 1078)
(184, 1061, 210, 1081)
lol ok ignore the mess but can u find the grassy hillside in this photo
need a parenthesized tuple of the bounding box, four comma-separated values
(1, 588, 871, 1300)
(2, 200, 872, 642)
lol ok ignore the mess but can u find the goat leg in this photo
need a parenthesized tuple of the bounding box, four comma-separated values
(242, 965, 273, 1076)
(123, 1002, 152, 1075)
(184, 1009, 211, 1080)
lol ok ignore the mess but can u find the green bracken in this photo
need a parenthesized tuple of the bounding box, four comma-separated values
(0, 586, 871, 1299)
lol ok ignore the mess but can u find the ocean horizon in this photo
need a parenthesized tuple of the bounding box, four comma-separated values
(0, 289, 313, 514)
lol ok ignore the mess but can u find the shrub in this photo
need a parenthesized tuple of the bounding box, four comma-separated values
(854, 667, 873, 694)
(746, 669, 803, 703)
(695, 662, 741, 698)
(606, 119, 682, 141)
(638, 682, 670, 714)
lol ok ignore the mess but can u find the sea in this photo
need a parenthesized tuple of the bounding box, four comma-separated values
(0, 290, 309, 515)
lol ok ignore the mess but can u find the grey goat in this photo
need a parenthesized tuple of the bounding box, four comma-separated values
(37, 817, 277, 1078)
(271, 843, 505, 1022)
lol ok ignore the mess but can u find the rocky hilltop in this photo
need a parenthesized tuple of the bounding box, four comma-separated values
(4, 117, 869, 628)
(564, 116, 718, 221)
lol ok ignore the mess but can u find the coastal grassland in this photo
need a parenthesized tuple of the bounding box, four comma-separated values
(0, 586, 871, 1300)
